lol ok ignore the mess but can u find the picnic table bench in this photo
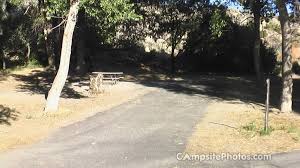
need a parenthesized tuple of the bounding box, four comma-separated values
(91, 72, 124, 83)
(89, 72, 124, 94)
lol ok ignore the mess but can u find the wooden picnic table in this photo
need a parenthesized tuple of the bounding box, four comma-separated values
(89, 72, 124, 94)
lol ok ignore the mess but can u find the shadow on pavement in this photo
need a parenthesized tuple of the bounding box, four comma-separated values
(124, 72, 300, 113)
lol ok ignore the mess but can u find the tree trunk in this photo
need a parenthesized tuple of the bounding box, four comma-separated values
(252, 2, 263, 84)
(46, 32, 55, 68)
(40, 0, 55, 69)
(171, 44, 176, 74)
(44, 1, 80, 113)
(276, 0, 293, 113)
(1, 49, 6, 70)
(26, 42, 31, 64)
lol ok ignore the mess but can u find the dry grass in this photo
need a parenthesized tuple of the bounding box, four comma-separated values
(185, 101, 300, 154)
(0, 68, 154, 152)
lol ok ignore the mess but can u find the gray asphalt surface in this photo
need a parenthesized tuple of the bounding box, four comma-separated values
(0, 82, 300, 168)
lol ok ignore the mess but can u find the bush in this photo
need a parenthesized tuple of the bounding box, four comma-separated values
(27, 56, 42, 68)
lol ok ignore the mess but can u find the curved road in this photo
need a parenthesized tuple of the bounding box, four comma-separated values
(0, 82, 300, 168)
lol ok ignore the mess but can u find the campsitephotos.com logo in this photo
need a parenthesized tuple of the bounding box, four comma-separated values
(176, 153, 272, 162)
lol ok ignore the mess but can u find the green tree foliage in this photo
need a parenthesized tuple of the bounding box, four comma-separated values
(210, 8, 228, 39)
(0, 1, 40, 67)
(0, 0, 139, 68)
(42, 0, 140, 44)
(178, 5, 276, 73)
(82, 0, 140, 44)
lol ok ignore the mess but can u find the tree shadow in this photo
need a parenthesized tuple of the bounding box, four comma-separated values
(11, 69, 86, 99)
(0, 71, 9, 82)
(0, 105, 19, 126)
(138, 74, 265, 104)
(124, 72, 300, 113)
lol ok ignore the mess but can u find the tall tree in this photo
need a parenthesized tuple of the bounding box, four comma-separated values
(44, 0, 80, 112)
(39, 0, 55, 68)
(237, 0, 273, 84)
(139, 0, 198, 74)
(161, 2, 190, 74)
(252, 0, 263, 83)
(276, 0, 293, 113)
(44, 0, 139, 112)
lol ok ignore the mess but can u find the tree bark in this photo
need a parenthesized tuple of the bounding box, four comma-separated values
(171, 44, 176, 74)
(252, 1, 263, 84)
(46, 32, 56, 68)
(276, 0, 293, 113)
(26, 42, 31, 64)
(1, 49, 6, 70)
(44, 0, 80, 113)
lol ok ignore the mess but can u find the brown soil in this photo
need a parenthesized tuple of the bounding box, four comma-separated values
(185, 101, 300, 154)
(0, 68, 154, 152)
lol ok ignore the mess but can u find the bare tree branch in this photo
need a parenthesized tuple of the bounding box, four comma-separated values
(49, 19, 67, 33)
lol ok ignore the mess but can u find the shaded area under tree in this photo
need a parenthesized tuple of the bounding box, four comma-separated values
(0, 105, 19, 126)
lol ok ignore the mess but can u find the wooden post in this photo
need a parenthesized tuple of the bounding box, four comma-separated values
(265, 78, 270, 131)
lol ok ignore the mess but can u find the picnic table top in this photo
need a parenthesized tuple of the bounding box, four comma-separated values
(91, 72, 123, 75)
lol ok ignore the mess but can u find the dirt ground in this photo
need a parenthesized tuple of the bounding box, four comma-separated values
(185, 100, 300, 154)
(0, 68, 154, 152)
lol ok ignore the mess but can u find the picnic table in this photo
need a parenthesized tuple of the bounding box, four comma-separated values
(91, 72, 124, 84)
(89, 72, 124, 94)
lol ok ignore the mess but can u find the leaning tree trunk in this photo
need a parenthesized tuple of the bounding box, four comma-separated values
(252, 2, 263, 84)
(276, 0, 293, 113)
(44, 0, 80, 113)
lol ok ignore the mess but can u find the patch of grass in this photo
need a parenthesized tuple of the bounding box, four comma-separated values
(0, 59, 43, 74)
(0, 66, 23, 74)
(241, 120, 300, 139)
(0, 65, 36, 74)
(242, 122, 256, 131)
(287, 125, 299, 133)
(259, 127, 274, 136)
(286, 125, 300, 142)
(241, 122, 274, 137)
(27, 57, 42, 68)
